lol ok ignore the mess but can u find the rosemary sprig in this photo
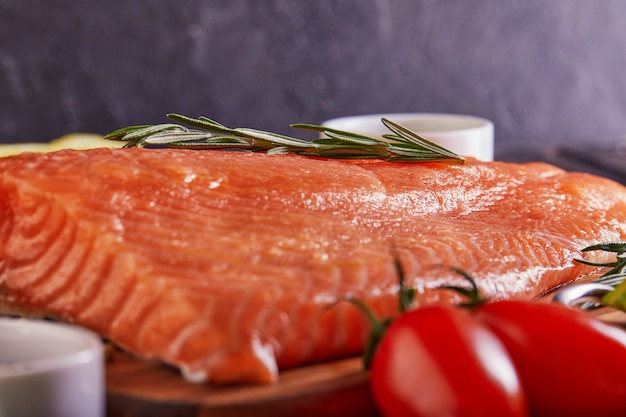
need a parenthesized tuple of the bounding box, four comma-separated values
(575, 242, 626, 311)
(575, 242, 626, 286)
(104, 114, 466, 164)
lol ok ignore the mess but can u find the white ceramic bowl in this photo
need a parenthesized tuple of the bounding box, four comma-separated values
(0, 317, 104, 417)
(322, 113, 494, 161)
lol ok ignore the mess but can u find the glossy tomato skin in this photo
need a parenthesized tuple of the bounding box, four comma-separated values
(475, 301, 626, 417)
(369, 306, 528, 417)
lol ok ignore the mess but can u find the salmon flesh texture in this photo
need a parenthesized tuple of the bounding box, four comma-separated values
(1, 148, 625, 384)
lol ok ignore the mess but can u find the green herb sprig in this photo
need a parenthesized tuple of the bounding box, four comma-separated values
(576, 242, 626, 287)
(575, 242, 626, 310)
(104, 114, 466, 164)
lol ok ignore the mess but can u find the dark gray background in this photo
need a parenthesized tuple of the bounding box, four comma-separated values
(2, 0, 626, 153)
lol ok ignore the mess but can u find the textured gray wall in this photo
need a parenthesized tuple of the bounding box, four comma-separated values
(1, 0, 626, 151)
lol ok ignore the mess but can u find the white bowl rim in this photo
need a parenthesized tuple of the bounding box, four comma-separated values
(0, 317, 102, 378)
(322, 112, 493, 134)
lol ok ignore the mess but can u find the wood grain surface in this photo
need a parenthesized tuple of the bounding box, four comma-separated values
(105, 349, 379, 417)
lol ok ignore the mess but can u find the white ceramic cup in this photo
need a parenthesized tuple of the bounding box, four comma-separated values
(0, 318, 104, 417)
(322, 113, 494, 161)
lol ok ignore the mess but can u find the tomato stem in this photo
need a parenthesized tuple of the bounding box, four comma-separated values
(349, 248, 414, 368)
(393, 250, 415, 313)
(353, 250, 495, 368)
(348, 298, 393, 369)
(436, 266, 488, 308)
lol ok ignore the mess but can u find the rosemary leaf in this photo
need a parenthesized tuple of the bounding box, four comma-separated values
(266, 146, 291, 155)
(167, 114, 228, 132)
(126, 124, 188, 140)
(141, 131, 212, 145)
(576, 241, 626, 281)
(317, 131, 385, 147)
(234, 128, 316, 149)
(168, 141, 251, 150)
(314, 145, 388, 159)
(382, 118, 463, 161)
(104, 125, 153, 141)
(169, 135, 252, 148)
(292, 123, 380, 142)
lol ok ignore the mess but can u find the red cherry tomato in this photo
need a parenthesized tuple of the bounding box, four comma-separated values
(475, 300, 626, 417)
(369, 305, 528, 417)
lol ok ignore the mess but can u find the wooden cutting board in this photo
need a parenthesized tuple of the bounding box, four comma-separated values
(105, 304, 625, 417)
(105, 349, 379, 417)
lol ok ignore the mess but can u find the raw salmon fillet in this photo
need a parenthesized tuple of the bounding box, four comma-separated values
(1, 148, 626, 384)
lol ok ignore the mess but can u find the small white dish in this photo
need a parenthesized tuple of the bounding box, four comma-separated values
(0, 317, 104, 417)
(322, 113, 494, 161)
